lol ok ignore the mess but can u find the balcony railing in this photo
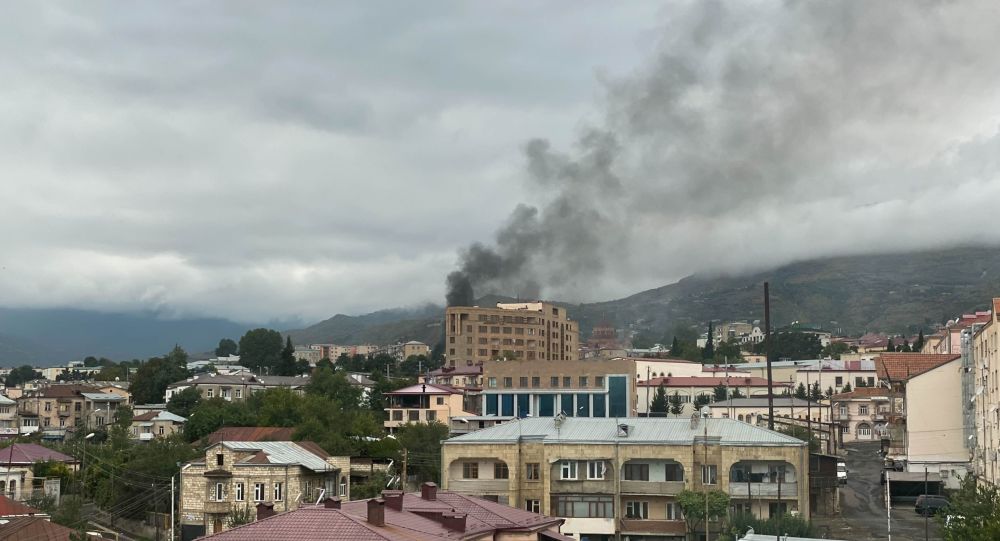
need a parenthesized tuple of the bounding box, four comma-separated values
(446, 479, 509, 494)
(620, 519, 686, 535)
(619, 480, 685, 495)
(729, 482, 798, 498)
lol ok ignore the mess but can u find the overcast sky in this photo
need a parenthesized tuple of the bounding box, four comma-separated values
(3, 1, 1000, 325)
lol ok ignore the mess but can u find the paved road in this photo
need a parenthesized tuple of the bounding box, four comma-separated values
(813, 442, 942, 541)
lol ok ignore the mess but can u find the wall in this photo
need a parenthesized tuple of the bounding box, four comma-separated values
(906, 359, 967, 486)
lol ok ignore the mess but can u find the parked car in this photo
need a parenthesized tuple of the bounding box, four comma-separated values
(837, 461, 848, 485)
(915, 494, 949, 516)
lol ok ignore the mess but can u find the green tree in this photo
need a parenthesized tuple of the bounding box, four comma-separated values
(130, 346, 190, 405)
(669, 392, 684, 417)
(794, 383, 807, 400)
(821, 342, 851, 359)
(886, 338, 895, 352)
(900, 339, 912, 353)
(167, 387, 203, 418)
(730, 387, 744, 399)
(274, 336, 299, 376)
(939, 475, 1000, 540)
(702, 322, 715, 361)
(753, 332, 822, 361)
(670, 337, 681, 356)
(215, 338, 238, 357)
(722, 512, 815, 540)
(825, 386, 834, 398)
(777, 425, 821, 451)
(676, 489, 729, 540)
(713, 383, 728, 402)
(694, 394, 712, 409)
(4, 365, 42, 387)
(713, 340, 743, 363)
(227, 504, 256, 527)
(184, 397, 259, 441)
(395, 422, 450, 486)
(915, 330, 925, 352)
(809, 382, 822, 401)
(841, 383, 852, 393)
(650, 385, 668, 416)
(238, 328, 283, 373)
(307, 365, 362, 410)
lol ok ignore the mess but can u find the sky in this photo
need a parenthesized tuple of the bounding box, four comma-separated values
(3, 1, 1000, 325)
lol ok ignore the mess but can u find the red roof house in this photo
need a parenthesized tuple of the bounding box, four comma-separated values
(0, 444, 77, 467)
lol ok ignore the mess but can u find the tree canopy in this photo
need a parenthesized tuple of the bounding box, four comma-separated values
(4, 365, 42, 387)
(215, 338, 238, 357)
(130, 346, 190, 405)
(238, 328, 283, 372)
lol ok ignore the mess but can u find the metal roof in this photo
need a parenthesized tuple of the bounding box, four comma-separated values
(81, 392, 125, 401)
(708, 397, 825, 408)
(444, 417, 806, 447)
(222, 441, 333, 472)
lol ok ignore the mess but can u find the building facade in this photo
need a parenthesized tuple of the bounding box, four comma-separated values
(974, 298, 1000, 485)
(637, 376, 793, 417)
(131, 410, 187, 441)
(442, 417, 810, 541)
(383, 383, 477, 433)
(179, 440, 350, 538)
(445, 302, 578, 368)
(830, 388, 891, 443)
(165, 374, 310, 403)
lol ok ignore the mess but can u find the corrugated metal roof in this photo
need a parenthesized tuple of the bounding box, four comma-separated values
(707, 397, 824, 408)
(81, 392, 125, 401)
(223, 441, 332, 472)
(444, 417, 805, 447)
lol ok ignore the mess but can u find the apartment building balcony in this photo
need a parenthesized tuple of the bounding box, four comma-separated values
(550, 479, 614, 494)
(729, 482, 798, 498)
(620, 519, 686, 536)
(619, 480, 685, 495)
(384, 408, 440, 426)
(204, 501, 231, 514)
(445, 479, 510, 494)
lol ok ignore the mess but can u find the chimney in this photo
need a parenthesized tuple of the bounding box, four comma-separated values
(367, 498, 385, 527)
(382, 490, 404, 511)
(421, 482, 438, 501)
(255, 502, 275, 520)
(440, 511, 467, 532)
(324, 497, 341, 509)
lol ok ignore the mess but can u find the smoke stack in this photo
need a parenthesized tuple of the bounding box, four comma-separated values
(382, 490, 404, 511)
(255, 502, 275, 521)
(324, 497, 341, 509)
(421, 482, 438, 501)
(367, 498, 385, 527)
(440, 511, 467, 532)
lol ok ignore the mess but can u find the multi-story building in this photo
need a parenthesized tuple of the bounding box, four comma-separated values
(974, 298, 1000, 485)
(480, 357, 635, 419)
(292, 347, 323, 366)
(179, 440, 350, 538)
(830, 387, 891, 443)
(794, 359, 877, 395)
(383, 383, 478, 434)
(422, 364, 483, 391)
(444, 302, 578, 368)
(877, 352, 967, 488)
(0, 396, 16, 440)
(709, 397, 831, 425)
(165, 374, 310, 403)
(376, 341, 432, 362)
(442, 417, 810, 540)
(636, 376, 792, 417)
(15, 384, 126, 439)
(310, 344, 377, 360)
(927, 311, 992, 354)
(131, 410, 187, 441)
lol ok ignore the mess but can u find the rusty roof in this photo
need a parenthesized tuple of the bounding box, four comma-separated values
(205, 427, 295, 445)
(0, 444, 76, 466)
(0, 496, 40, 518)
(875, 353, 961, 382)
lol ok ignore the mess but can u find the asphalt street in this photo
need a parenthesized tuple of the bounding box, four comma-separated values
(812, 442, 943, 541)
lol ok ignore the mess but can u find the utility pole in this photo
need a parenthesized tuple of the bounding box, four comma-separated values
(171, 475, 176, 541)
(924, 466, 929, 541)
(765, 282, 774, 430)
(703, 410, 709, 541)
(401, 448, 408, 491)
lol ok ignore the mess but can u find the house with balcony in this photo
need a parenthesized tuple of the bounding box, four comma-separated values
(131, 410, 186, 441)
(383, 383, 477, 434)
(830, 387, 892, 443)
(15, 384, 125, 440)
(0, 395, 16, 440)
(164, 374, 310, 403)
(442, 416, 809, 541)
(179, 440, 350, 538)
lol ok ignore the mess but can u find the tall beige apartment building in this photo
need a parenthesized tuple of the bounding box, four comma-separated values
(444, 302, 578, 367)
(974, 298, 1000, 485)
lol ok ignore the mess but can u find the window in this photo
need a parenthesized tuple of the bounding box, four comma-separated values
(273, 482, 283, 502)
(207, 388, 214, 398)
(519, 377, 528, 388)
(563, 377, 572, 387)
(587, 461, 606, 480)
(494, 462, 509, 479)
(858, 405, 869, 415)
(408, 410, 419, 422)
(664, 463, 684, 481)
(623, 463, 649, 481)
(841, 425, 849, 435)
(839, 405, 848, 416)
(532, 377, 541, 388)
(551, 495, 613, 518)
(579, 376, 588, 388)
(504, 377, 513, 388)
(560, 461, 578, 480)
(392, 410, 403, 421)
(625, 501, 648, 519)
(426, 411, 436, 421)
(526, 463, 540, 480)
(463, 462, 479, 479)
(44, 402, 51, 412)
(158, 426, 165, 435)
(235, 388, 242, 399)
(855, 377, 863, 387)
(550, 377, 559, 387)
(867, 377, 875, 386)
(488, 377, 497, 388)
(768, 502, 788, 517)
(595, 376, 604, 387)
(858, 424, 872, 437)
(216, 454, 224, 466)
(436, 397, 445, 405)
(253, 483, 264, 501)
(214, 483, 224, 501)
(525, 499, 540, 513)
(666, 502, 682, 520)
(702, 465, 718, 485)
(235, 482, 245, 501)
(340, 476, 347, 496)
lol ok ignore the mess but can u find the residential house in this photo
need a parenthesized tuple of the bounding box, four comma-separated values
(0, 396, 15, 440)
(422, 365, 483, 391)
(131, 410, 186, 441)
(383, 383, 477, 434)
(195, 484, 568, 541)
(444, 302, 579, 368)
(973, 298, 1000, 485)
(442, 417, 810, 540)
(179, 440, 350, 538)
(0, 516, 102, 540)
(637, 376, 792, 417)
(708, 397, 831, 425)
(0, 495, 43, 519)
(830, 387, 892, 443)
(794, 359, 877, 395)
(0, 444, 78, 500)
(165, 374, 310, 403)
(15, 384, 123, 439)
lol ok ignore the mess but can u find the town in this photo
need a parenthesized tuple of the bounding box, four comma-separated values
(0, 295, 995, 540)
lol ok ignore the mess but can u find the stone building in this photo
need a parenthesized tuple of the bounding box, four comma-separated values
(830, 387, 891, 443)
(442, 417, 809, 541)
(974, 298, 1000, 485)
(165, 374, 310, 403)
(131, 410, 187, 441)
(179, 440, 350, 539)
(445, 302, 578, 368)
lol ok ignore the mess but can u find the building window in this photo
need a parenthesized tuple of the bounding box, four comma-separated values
(560, 461, 578, 480)
(623, 463, 649, 481)
(488, 377, 497, 388)
(595, 376, 604, 387)
(504, 377, 513, 388)
(841, 425, 849, 435)
(254, 483, 265, 501)
(532, 377, 541, 388)
(625, 501, 649, 519)
(235, 482, 244, 501)
(158, 426, 165, 435)
(855, 377, 863, 387)
(273, 482, 283, 502)
(839, 406, 848, 416)
(519, 377, 528, 388)
(436, 397, 445, 405)
(408, 411, 419, 422)
(551, 495, 613, 518)
(563, 377, 572, 387)
(858, 405, 869, 415)
(214, 483, 224, 501)
(666, 502, 682, 520)
(340, 476, 348, 496)
(525, 499, 540, 513)
(426, 411, 436, 421)
(587, 461, 606, 480)
(463, 462, 479, 479)
(235, 388, 242, 399)
(858, 424, 872, 437)
(702, 465, 717, 485)
(579, 376, 588, 387)
(207, 388, 214, 398)
(526, 463, 540, 480)
(835, 376, 843, 386)
(867, 377, 875, 386)
(216, 454, 224, 466)
(494, 462, 509, 479)
(392, 410, 403, 421)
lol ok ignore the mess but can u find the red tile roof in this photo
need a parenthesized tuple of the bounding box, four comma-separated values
(875, 353, 961, 382)
(0, 516, 101, 540)
(205, 427, 295, 445)
(638, 376, 791, 388)
(0, 496, 40, 517)
(0, 444, 76, 466)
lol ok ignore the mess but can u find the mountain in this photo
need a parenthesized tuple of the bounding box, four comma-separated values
(284, 246, 1000, 346)
(0, 308, 253, 366)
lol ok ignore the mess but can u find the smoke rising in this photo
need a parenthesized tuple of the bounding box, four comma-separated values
(447, 0, 1000, 306)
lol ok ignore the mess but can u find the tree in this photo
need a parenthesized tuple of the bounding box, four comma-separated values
(307, 365, 362, 410)
(714, 340, 743, 363)
(886, 338, 895, 352)
(650, 385, 668, 416)
(167, 387, 203, 418)
(821, 342, 851, 359)
(4, 365, 42, 387)
(274, 336, 299, 376)
(676, 489, 729, 540)
(915, 330, 925, 352)
(794, 383, 808, 400)
(730, 387, 744, 399)
(713, 383, 728, 402)
(841, 383, 852, 394)
(669, 392, 684, 417)
(753, 332, 822, 361)
(670, 337, 681, 356)
(810, 382, 822, 401)
(130, 347, 190, 405)
(227, 505, 256, 528)
(938, 475, 1000, 540)
(825, 386, 834, 399)
(184, 397, 259, 442)
(215, 338, 238, 357)
(702, 322, 715, 361)
(900, 339, 912, 353)
(395, 422, 450, 486)
(722, 511, 815, 540)
(238, 328, 283, 373)
(777, 425, 820, 451)
(694, 394, 712, 409)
